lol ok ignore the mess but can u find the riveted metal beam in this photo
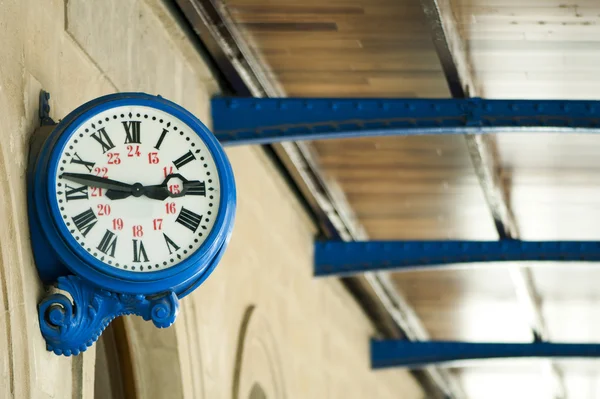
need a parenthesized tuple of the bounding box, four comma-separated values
(212, 97, 600, 146)
(315, 240, 600, 277)
(371, 340, 600, 369)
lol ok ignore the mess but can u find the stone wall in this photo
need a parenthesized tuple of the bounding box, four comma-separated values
(0, 0, 424, 398)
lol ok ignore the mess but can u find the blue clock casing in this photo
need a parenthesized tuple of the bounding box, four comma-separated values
(27, 92, 236, 355)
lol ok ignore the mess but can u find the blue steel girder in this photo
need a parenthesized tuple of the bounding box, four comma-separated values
(371, 339, 600, 369)
(314, 240, 600, 277)
(211, 97, 600, 145)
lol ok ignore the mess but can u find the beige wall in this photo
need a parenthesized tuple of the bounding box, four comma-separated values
(0, 0, 424, 398)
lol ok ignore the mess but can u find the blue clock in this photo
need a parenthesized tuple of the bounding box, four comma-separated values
(27, 92, 236, 356)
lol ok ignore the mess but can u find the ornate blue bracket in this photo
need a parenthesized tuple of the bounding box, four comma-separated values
(39, 275, 178, 356)
(212, 97, 600, 146)
(371, 339, 600, 369)
(315, 240, 600, 277)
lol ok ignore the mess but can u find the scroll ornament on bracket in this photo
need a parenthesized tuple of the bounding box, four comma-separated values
(39, 275, 179, 356)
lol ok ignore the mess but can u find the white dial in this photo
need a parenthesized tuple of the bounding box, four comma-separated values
(54, 105, 220, 272)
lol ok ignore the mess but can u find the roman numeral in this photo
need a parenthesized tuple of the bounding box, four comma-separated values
(97, 230, 118, 257)
(132, 240, 149, 262)
(186, 181, 206, 196)
(163, 233, 180, 254)
(91, 128, 116, 153)
(72, 208, 97, 237)
(70, 153, 95, 172)
(154, 128, 168, 150)
(65, 184, 88, 201)
(175, 207, 202, 232)
(123, 121, 141, 144)
(172, 150, 196, 169)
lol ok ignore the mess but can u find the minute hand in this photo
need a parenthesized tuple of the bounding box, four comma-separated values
(61, 172, 134, 192)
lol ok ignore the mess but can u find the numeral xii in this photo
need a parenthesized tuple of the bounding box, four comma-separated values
(123, 121, 141, 144)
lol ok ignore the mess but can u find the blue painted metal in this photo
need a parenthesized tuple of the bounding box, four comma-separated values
(27, 92, 236, 355)
(39, 275, 178, 356)
(371, 339, 600, 369)
(211, 97, 600, 146)
(314, 240, 600, 277)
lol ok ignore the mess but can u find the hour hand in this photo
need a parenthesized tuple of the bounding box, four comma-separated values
(105, 190, 133, 200)
(142, 176, 206, 200)
(142, 184, 171, 201)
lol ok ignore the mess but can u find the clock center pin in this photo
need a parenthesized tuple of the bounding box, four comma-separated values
(132, 182, 144, 197)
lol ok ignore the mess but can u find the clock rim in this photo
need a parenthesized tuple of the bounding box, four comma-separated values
(33, 92, 236, 295)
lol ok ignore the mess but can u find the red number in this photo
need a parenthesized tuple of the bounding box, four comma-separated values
(132, 225, 144, 237)
(163, 166, 174, 178)
(165, 202, 176, 214)
(168, 184, 180, 194)
(93, 167, 108, 178)
(153, 219, 163, 230)
(148, 152, 160, 164)
(91, 187, 103, 197)
(127, 145, 141, 157)
(107, 153, 121, 165)
(97, 204, 111, 216)
(112, 218, 124, 230)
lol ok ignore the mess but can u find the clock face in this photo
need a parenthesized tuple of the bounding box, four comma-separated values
(53, 105, 220, 273)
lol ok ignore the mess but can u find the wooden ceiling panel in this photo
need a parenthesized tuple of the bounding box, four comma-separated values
(313, 135, 497, 240)
(392, 267, 531, 341)
(219, 1, 554, 385)
(216, 0, 600, 395)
